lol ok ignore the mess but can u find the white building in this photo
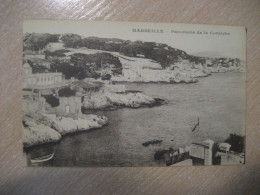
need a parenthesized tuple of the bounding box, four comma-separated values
(23, 50, 45, 60)
(189, 139, 214, 165)
(23, 62, 64, 88)
(218, 143, 231, 152)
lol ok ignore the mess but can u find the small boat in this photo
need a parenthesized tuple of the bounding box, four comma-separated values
(192, 118, 200, 132)
(142, 139, 162, 147)
(31, 153, 54, 163)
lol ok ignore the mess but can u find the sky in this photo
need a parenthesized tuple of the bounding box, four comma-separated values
(24, 20, 246, 60)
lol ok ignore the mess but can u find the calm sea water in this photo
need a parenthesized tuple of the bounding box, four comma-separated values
(24, 73, 245, 166)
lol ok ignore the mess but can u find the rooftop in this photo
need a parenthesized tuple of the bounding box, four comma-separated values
(26, 72, 63, 77)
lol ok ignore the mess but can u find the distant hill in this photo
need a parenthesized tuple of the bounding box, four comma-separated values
(50, 52, 122, 80)
(23, 33, 59, 51)
(58, 34, 207, 68)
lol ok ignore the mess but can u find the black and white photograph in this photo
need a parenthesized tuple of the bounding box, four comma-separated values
(22, 20, 246, 167)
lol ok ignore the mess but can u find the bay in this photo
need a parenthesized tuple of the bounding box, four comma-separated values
(24, 72, 245, 167)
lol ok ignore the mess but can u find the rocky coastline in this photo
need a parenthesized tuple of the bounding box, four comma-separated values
(23, 113, 108, 148)
(22, 34, 245, 150)
(82, 91, 165, 111)
(22, 89, 165, 148)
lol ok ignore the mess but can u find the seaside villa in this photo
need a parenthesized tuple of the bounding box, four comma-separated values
(23, 62, 65, 89)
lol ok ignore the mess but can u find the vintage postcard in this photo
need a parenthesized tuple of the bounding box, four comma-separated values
(22, 20, 246, 167)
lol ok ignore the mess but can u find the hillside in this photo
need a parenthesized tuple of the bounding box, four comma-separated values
(23, 33, 60, 51)
(59, 34, 206, 68)
(23, 33, 245, 82)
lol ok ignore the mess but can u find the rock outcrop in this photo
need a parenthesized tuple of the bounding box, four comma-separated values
(23, 121, 61, 148)
(37, 113, 108, 135)
(82, 91, 161, 110)
(22, 113, 108, 147)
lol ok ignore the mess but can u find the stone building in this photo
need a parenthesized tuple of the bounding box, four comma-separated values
(217, 151, 244, 165)
(218, 143, 231, 152)
(22, 95, 46, 115)
(189, 139, 214, 165)
(45, 96, 82, 116)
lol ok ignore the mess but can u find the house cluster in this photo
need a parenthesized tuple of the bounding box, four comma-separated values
(23, 50, 45, 60)
(25, 50, 69, 64)
(22, 58, 126, 117)
(206, 58, 240, 68)
(172, 139, 245, 166)
(22, 42, 127, 117)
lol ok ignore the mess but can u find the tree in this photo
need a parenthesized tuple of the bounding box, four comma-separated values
(225, 134, 245, 153)
(101, 74, 112, 80)
(43, 95, 59, 107)
(58, 87, 76, 97)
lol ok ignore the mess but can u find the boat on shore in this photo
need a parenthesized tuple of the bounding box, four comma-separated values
(31, 153, 54, 163)
(142, 139, 162, 147)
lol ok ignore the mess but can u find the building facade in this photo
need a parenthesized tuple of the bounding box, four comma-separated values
(23, 62, 64, 88)
(189, 139, 214, 165)
(23, 50, 45, 60)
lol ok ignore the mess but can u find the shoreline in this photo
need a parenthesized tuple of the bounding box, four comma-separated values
(82, 97, 166, 112)
(23, 113, 109, 148)
(112, 72, 244, 85)
(23, 89, 166, 148)
(23, 125, 108, 150)
(23, 98, 164, 149)
(22, 72, 243, 149)
(113, 80, 198, 84)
